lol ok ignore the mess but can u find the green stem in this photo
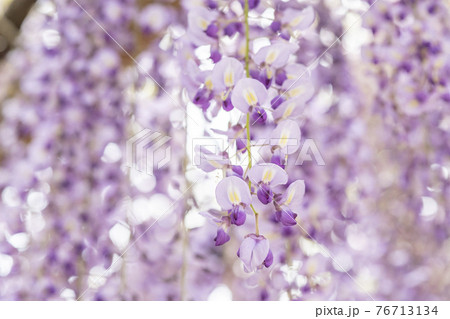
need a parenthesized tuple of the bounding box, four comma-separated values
(244, 0, 258, 236)
(246, 113, 252, 171)
(244, 0, 251, 173)
(250, 204, 259, 236)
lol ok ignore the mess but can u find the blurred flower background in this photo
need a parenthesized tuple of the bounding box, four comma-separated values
(0, 0, 449, 301)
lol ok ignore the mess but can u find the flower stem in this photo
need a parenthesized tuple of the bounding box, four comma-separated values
(244, 0, 258, 236)
(244, 0, 252, 173)
(250, 204, 260, 236)
(246, 113, 252, 171)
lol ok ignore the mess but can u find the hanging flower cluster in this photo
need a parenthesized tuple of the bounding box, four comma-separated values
(180, 0, 315, 275)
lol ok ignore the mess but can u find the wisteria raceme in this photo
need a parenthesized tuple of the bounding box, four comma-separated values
(0, 0, 449, 301)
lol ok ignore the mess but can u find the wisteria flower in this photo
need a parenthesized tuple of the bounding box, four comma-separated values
(274, 180, 305, 226)
(269, 119, 301, 156)
(283, 77, 315, 102)
(212, 57, 244, 92)
(231, 78, 268, 113)
(281, 6, 315, 31)
(194, 145, 229, 172)
(253, 42, 299, 89)
(187, 7, 219, 46)
(214, 216, 231, 246)
(248, 163, 288, 204)
(272, 97, 306, 121)
(253, 42, 299, 69)
(237, 234, 273, 272)
(215, 176, 252, 226)
(212, 57, 244, 111)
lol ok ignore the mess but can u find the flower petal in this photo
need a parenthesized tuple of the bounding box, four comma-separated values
(238, 236, 257, 271)
(281, 180, 305, 214)
(248, 163, 288, 186)
(263, 249, 273, 268)
(270, 120, 301, 155)
(214, 228, 230, 246)
(230, 206, 246, 226)
(251, 236, 270, 270)
(253, 42, 299, 68)
(281, 7, 315, 31)
(215, 176, 252, 210)
(275, 209, 297, 226)
(211, 57, 244, 91)
(231, 78, 268, 113)
(273, 98, 306, 121)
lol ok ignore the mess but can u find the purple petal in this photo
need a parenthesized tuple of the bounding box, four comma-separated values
(251, 236, 270, 270)
(260, 69, 273, 89)
(248, 163, 288, 186)
(231, 165, 244, 177)
(270, 20, 281, 33)
(187, 7, 218, 46)
(199, 209, 223, 224)
(238, 236, 257, 271)
(238, 234, 270, 272)
(210, 50, 221, 63)
(263, 249, 273, 268)
(271, 95, 285, 109)
(224, 22, 242, 37)
(273, 98, 306, 121)
(211, 57, 244, 91)
(215, 176, 252, 210)
(251, 106, 267, 124)
(194, 145, 229, 173)
(231, 78, 268, 113)
(230, 206, 246, 226)
(214, 228, 230, 246)
(205, 23, 219, 38)
(222, 95, 234, 111)
(269, 119, 301, 155)
(281, 7, 315, 31)
(280, 180, 305, 214)
(253, 42, 299, 68)
(193, 87, 211, 106)
(275, 209, 297, 226)
(275, 71, 287, 86)
(282, 78, 315, 102)
(257, 184, 273, 205)
(271, 154, 284, 168)
(236, 138, 246, 152)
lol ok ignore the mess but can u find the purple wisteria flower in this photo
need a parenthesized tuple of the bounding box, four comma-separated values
(281, 6, 315, 31)
(211, 57, 244, 111)
(194, 145, 229, 172)
(187, 7, 219, 46)
(231, 78, 268, 113)
(274, 180, 305, 226)
(248, 163, 288, 204)
(253, 42, 299, 69)
(215, 176, 252, 226)
(214, 217, 231, 246)
(269, 119, 301, 159)
(237, 234, 272, 272)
